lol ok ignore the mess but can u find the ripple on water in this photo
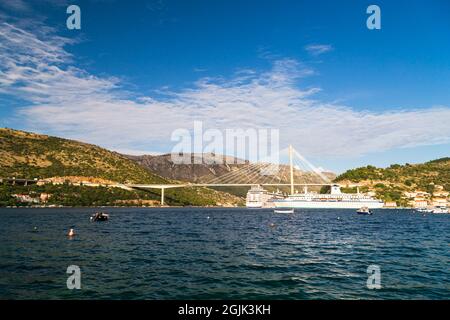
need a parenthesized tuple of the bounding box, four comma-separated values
(0, 207, 449, 299)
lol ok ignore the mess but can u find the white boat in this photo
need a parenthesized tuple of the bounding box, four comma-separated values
(356, 206, 372, 215)
(431, 206, 449, 214)
(416, 208, 433, 213)
(274, 209, 294, 214)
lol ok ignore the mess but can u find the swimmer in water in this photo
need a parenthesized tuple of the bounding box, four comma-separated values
(68, 228, 75, 237)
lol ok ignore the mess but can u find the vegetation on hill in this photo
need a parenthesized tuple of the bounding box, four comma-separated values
(334, 158, 450, 205)
(0, 128, 243, 207)
(0, 128, 167, 183)
(335, 159, 450, 191)
(0, 183, 243, 207)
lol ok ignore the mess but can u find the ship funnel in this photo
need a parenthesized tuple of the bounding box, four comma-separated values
(330, 184, 342, 195)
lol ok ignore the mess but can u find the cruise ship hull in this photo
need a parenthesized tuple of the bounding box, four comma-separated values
(273, 200, 384, 209)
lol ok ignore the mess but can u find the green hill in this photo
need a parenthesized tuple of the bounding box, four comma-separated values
(335, 158, 450, 190)
(335, 158, 450, 205)
(0, 128, 242, 206)
(0, 128, 167, 183)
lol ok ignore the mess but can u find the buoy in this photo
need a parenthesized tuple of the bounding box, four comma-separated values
(68, 228, 75, 237)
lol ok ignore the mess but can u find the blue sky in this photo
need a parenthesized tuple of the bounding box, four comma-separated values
(0, 0, 449, 173)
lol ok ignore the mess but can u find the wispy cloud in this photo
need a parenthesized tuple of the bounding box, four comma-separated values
(305, 44, 333, 56)
(1, 22, 450, 159)
(0, 0, 31, 12)
(0, 0, 69, 13)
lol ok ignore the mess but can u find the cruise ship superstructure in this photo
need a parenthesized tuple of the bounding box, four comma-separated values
(272, 184, 384, 209)
(246, 185, 283, 208)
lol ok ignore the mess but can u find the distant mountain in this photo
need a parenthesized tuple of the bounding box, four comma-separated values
(126, 153, 336, 185)
(0, 128, 243, 206)
(126, 153, 248, 183)
(125, 153, 335, 199)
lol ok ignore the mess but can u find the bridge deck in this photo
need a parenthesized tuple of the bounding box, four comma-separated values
(127, 183, 333, 189)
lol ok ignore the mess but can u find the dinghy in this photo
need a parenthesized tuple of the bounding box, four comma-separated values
(274, 208, 294, 214)
(356, 207, 372, 215)
(90, 212, 109, 222)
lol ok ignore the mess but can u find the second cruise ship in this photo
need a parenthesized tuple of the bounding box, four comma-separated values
(271, 184, 384, 209)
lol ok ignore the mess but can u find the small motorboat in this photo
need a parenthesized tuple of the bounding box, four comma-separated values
(90, 212, 109, 222)
(357, 207, 372, 215)
(417, 208, 433, 213)
(274, 208, 294, 214)
(431, 207, 449, 214)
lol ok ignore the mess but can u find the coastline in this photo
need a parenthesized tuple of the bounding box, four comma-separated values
(0, 205, 244, 209)
(0, 205, 414, 209)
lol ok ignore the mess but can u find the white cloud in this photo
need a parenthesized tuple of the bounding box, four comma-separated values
(0, 0, 31, 12)
(305, 44, 333, 56)
(1, 22, 450, 159)
(0, 0, 70, 17)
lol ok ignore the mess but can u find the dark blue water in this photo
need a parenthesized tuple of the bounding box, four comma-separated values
(0, 208, 449, 299)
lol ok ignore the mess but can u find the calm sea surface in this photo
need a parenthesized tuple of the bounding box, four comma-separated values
(0, 208, 449, 299)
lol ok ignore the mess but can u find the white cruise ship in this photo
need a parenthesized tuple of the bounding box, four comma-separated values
(245, 145, 384, 209)
(272, 184, 384, 209)
(246, 185, 283, 208)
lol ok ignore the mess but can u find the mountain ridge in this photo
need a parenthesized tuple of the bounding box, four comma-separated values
(125, 153, 336, 184)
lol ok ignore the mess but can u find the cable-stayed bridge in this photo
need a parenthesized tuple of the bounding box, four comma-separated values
(124, 146, 335, 205)
(1, 146, 337, 206)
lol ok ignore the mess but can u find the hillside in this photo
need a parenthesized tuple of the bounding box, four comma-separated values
(336, 158, 450, 190)
(335, 158, 450, 205)
(126, 153, 249, 183)
(0, 128, 243, 206)
(0, 128, 167, 183)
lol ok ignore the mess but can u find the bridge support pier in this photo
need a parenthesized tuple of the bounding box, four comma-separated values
(161, 187, 165, 206)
